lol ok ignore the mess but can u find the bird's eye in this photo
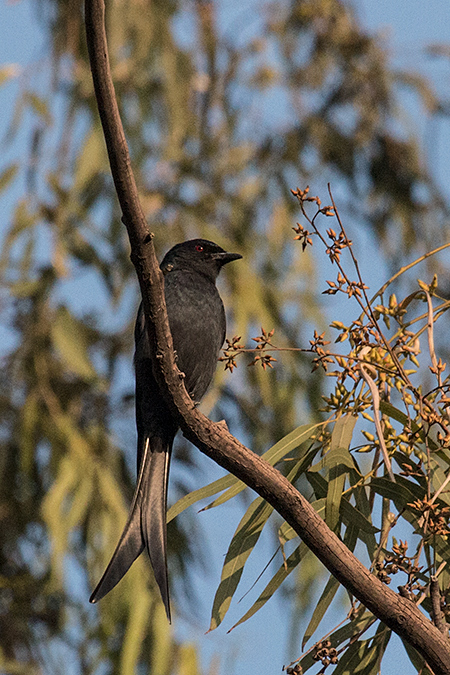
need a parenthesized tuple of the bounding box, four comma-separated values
(195, 244, 204, 252)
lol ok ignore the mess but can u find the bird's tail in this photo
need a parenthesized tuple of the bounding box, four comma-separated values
(89, 436, 172, 621)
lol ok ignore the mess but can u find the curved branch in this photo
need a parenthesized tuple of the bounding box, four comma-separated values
(84, 2, 450, 672)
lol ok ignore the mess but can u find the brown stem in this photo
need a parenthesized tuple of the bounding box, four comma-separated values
(84, 1, 450, 672)
(430, 577, 448, 637)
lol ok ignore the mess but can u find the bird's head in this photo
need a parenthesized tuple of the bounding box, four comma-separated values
(160, 239, 242, 281)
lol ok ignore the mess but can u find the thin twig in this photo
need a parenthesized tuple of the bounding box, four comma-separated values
(358, 350, 395, 482)
(430, 577, 448, 636)
(426, 290, 441, 387)
(372, 242, 450, 303)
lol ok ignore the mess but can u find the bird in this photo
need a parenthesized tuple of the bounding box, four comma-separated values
(89, 239, 242, 621)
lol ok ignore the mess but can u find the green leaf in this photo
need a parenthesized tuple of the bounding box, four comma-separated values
(350, 469, 378, 558)
(226, 494, 329, 631)
(326, 611, 375, 647)
(320, 416, 357, 531)
(302, 574, 340, 648)
(370, 475, 425, 510)
(167, 436, 320, 522)
(326, 461, 346, 532)
(20, 391, 40, 474)
(308, 470, 378, 540)
(263, 422, 323, 465)
(175, 644, 202, 675)
(332, 640, 371, 675)
(379, 401, 409, 426)
(429, 460, 450, 506)
(42, 455, 79, 582)
(312, 497, 327, 517)
(331, 414, 357, 454)
(25, 92, 51, 123)
(204, 423, 322, 510)
(309, 421, 356, 473)
(369, 623, 392, 674)
(209, 497, 274, 630)
(210, 453, 322, 631)
(339, 625, 390, 675)
(372, 474, 444, 550)
(0, 63, 20, 87)
(0, 199, 36, 272)
(169, 427, 321, 522)
(167, 473, 236, 523)
(121, 589, 152, 674)
(65, 473, 94, 531)
(51, 306, 97, 381)
(340, 499, 379, 535)
(380, 401, 438, 450)
(0, 164, 17, 192)
(9, 279, 41, 298)
(306, 470, 328, 498)
(278, 520, 296, 544)
(302, 524, 358, 648)
(298, 612, 375, 673)
(73, 127, 108, 194)
(229, 542, 310, 631)
(401, 638, 434, 674)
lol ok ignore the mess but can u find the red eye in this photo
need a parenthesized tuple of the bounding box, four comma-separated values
(195, 244, 204, 252)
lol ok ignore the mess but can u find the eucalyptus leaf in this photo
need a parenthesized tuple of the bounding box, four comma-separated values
(51, 306, 97, 381)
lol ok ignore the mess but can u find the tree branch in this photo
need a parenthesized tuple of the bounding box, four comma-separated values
(431, 577, 448, 637)
(84, 1, 450, 672)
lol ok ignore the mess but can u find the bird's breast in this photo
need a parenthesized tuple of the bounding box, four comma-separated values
(164, 271, 226, 401)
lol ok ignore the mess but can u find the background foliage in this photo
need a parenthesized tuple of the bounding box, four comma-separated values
(1, 0, 450, 673)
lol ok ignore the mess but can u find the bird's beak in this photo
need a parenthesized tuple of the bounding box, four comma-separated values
(213, 252, 243, 265)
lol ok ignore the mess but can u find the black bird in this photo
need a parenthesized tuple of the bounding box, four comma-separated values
(89, 239, 242, 620)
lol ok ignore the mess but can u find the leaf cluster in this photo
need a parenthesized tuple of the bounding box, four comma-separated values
(187, 189, 450, 673)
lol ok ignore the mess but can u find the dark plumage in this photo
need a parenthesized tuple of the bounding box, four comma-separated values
(89, 239, 242, 620)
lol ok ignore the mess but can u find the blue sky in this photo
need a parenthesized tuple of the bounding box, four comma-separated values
(1, 1, 450, 673)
